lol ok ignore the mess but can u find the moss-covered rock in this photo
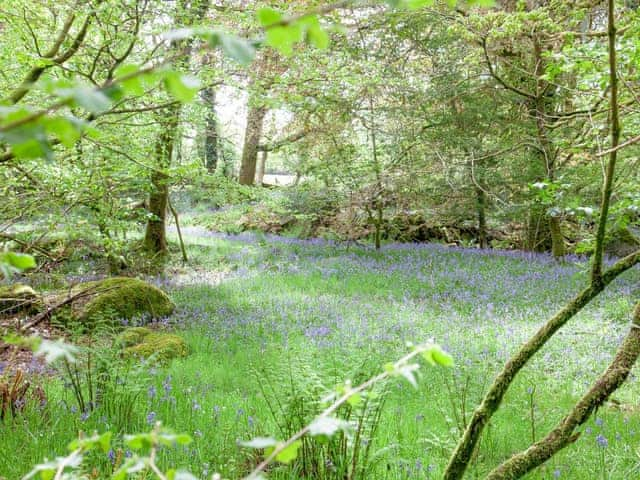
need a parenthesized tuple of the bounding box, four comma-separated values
(71, 277, 174, 328)
(123, 332, 188, 361)
(116, 326, 153, 347)
(0, 283, 41, 316)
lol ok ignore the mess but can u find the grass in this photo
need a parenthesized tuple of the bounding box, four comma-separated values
(2, 227, 640, 479)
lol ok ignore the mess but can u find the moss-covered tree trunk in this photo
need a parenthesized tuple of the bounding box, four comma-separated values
(476, 184, 488, 249)
(144, 106, 179, 254)
(202, 86, 218, 173)
(486, 305, 640, 479)
(238, 103, 267, 185)
(533, 36, 565, 259)
(143, 0, 210, 255)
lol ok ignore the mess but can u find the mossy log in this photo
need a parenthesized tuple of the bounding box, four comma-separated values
(0, 284, 42, 316)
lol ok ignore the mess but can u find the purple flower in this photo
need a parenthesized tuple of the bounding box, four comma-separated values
(596, 434, 608, 448)
(163, 376, 172, 394)
(146, 411, 156, 425)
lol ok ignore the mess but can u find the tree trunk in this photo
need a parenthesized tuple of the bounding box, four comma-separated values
(238, 104, 267, 185)
(256, 150, 267, 186)
(202, 86, 218, 172)
(476, 185, 488, 249)
(374, 200, 383, 250)
(533, 36, 565, 259)
(144, 105, 179, 254)
(549, 215, 565, 258)
(143, 0, 210, 255)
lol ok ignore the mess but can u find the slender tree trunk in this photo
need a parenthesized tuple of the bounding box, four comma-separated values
(486, 306, 640, 479)
(533, 36, 565, 258)
(238, 104, 267, 185)
(476, 185, 488, 249)
(256, 150, 267, 186)
(374, 200, 383, 250)
(443, 251, 640, 479)
(202, 86, 219, 173)
(143, 0, 210, 254)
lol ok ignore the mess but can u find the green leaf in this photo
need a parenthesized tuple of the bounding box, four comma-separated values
(307, 24, 329, 49)
(164, 72, 201, 102)
(467, 0, 495, 6)
(44, 116, 82, 148)
(431, 347, 454, 367)
(0, 124, 51, 159)
(4, 252, 36, 270)
(308, 417, 352, 437)
(266, 25, 303, 56)
(239, 437, 279, 449)
(346, 392, 362, 407)
(69, 87, 112, 113)
(258, 7, 283, 27)
(219, 34, 256, 65)
(407, 0, 436, 8)
(275, 440, 302, 464)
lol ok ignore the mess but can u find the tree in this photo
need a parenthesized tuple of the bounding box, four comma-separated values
(143, 0, 211, 254)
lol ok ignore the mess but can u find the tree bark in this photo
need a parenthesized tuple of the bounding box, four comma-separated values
(144, 105, 179, 254)
(202, 86, 219, 172)
(476, 185, 488, 249)
(256, 150, 267, 186)
(533, 36, 565, 259)
(143, 0, 210, 254)
(238, 104, 267, 185)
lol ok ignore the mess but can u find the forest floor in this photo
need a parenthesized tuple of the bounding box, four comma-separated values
(2, 227, 640, 479)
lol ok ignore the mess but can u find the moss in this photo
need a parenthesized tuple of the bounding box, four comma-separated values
(116, 327, 153, 347)
(605, 227, 640, 257)
(0, 283, 41, 316)
(123, 332, 188, 361)
(73, 277, 174, 328)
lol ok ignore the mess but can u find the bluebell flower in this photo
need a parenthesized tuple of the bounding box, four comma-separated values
(596, 434, 608, 449)
(146, 411, 156, 425)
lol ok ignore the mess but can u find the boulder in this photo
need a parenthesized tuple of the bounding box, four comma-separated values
(119, 328, 188, 361)
(116, 326, 154, 347)
(70, 277, 174, 328)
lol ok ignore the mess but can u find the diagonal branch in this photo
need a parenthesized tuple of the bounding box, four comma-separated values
(486, 303, 640, 479)
(481, 37, 536, 100)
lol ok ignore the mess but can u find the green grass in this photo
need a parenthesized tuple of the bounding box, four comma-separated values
(1, 229, 639, 479)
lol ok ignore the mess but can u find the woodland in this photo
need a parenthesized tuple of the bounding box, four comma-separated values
(1, 0, 640, 479)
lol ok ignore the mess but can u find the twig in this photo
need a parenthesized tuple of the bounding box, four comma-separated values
(168, 197, 188, 263)
(20, 285, 103, 332)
